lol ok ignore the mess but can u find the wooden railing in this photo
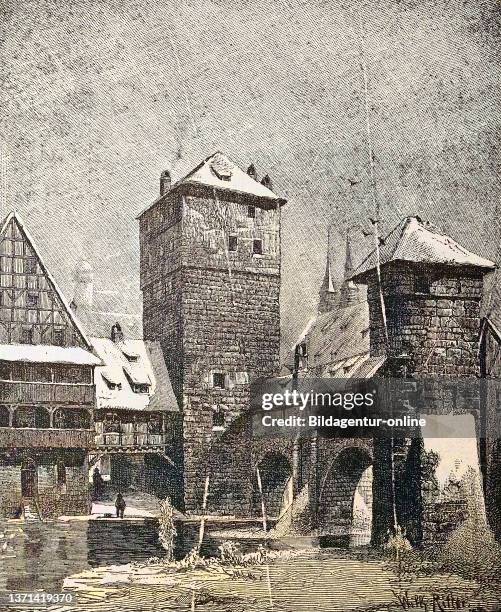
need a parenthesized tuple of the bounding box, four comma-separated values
(0, 427, 93, 448)
(0, 380, 94, 405)
(93, 431, 168, 449)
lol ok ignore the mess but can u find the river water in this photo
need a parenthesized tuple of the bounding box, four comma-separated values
(0, 518, 196, 593)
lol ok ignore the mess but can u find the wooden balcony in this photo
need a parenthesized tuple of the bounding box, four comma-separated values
(0, 427, 93, 448)
(0, 380, 94, 405)
(92, 432, 168, 453)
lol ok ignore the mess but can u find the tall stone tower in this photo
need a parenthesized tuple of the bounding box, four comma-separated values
(138, 152, 286, 512)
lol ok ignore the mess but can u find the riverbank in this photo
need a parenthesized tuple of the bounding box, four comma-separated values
(46, 547, 501, 612)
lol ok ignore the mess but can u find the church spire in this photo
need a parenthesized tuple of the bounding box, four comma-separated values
(318, 227, 339, 315)
(339, 231, 361, 307)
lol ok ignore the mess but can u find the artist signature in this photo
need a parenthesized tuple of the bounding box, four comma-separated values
(392, 589, 491, 611)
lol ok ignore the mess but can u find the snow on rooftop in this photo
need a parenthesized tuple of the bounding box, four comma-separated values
(91, 337, 178, 412)
(137, 152, 285, 218)
(0, 344, 101, 366)
(352, 216, 495, 279)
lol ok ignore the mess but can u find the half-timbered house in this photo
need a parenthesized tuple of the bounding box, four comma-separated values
(0, 212, 100, 519)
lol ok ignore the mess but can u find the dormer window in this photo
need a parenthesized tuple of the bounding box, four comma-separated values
(211, 163, 232, 181)
(102, 374, 122, 391)
(123, 367, 150, 394)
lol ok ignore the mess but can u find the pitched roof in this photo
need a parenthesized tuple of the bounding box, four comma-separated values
(91, 337, 178, 412)
(137, 152, 286, 218)
(351, 216, 495, 280)
(284, 300, 370, 377)
(0, 211, 93, 350)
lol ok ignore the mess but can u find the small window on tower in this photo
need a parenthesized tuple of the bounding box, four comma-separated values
(27, 293, 39, 307)
(247, 206, 256, 218)
(228, 236, 238, 252)
(212, 406, 225, 431)
(212, 372, 225, 389)
(414, 274, 430, 294)
(252, 240, 263, 256)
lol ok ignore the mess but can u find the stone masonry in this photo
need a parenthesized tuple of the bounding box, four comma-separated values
(139, 164, 284, 513)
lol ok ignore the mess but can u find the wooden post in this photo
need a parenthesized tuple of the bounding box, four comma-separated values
(256, 466, 268, 532)
(197, 475, 210, 553)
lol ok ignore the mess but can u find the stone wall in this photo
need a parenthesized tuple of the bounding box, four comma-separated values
(364, 262, 484, 377)
(422, 499, 469, 546)
(0, 450, 89, 518)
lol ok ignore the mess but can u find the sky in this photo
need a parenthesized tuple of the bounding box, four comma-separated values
(1, 0, 500, 351)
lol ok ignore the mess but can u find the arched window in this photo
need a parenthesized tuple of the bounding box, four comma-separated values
(53, 408, 90, 429)
(14, 407, 50, 428)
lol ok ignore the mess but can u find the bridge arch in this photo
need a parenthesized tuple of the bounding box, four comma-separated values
(253, 451, 292, 519)
(317, 444, 373, 547)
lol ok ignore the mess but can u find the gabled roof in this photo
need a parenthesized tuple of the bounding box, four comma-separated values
(91, 337, 178, 412)
(351, 216, 495, 280)
(0, 211, 93, 350)
(137, 152, 286, 218)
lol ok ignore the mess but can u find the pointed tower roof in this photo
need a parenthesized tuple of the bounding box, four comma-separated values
(339, 232, 362, 307)
(0, 211, 94, 351)
(318, 229, 339, 315)
(137, 151, 286, 218)
(343, 232, 355, 280)
(351, 216, 495, 281)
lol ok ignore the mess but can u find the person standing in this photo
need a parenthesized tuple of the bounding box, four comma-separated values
(115, 492, 126, 518)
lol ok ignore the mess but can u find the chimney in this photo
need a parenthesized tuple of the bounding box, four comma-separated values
(247, 164, 258, 181)
(111, 322, 124, 343)
(160, 170, 171, 196)
(260, 174, 273, 191)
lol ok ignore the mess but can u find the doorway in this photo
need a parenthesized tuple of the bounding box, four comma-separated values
(21, 459, 37, 498)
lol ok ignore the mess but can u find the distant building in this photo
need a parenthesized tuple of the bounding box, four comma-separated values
(0, 212, 100, 519)
(67, 258, 182, 504)
(138, 152, 286, 512)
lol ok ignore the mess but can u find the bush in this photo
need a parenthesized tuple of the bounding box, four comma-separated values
(158, 497, 176, 561)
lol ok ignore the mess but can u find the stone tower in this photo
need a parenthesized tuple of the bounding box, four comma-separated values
(351, 216, 495, 546)
(138, 152, 286, 511)
(351, 216, 494, 377)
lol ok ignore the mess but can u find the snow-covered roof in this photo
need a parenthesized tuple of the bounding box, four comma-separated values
(137, 152, 286, 218)
(0, 211, 93, 350)
(0, 344, 101, 366)
(91, 337, 178, 412)
(351, 216, 495, 280)
(284, 300, 370, 377)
